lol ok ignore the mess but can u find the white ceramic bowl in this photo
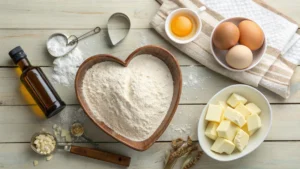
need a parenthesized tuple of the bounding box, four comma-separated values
(198, 84, 272, 161)
(165, 7, 206, 44)
(210, 17, 267, 72)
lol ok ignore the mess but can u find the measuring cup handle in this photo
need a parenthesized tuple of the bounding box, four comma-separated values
(197, 6, 206, 14)
(70, 145, 131, 167)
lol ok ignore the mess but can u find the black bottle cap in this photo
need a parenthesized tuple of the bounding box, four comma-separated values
(9, 46, 27, 64)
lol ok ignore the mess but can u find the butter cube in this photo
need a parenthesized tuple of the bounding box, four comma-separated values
(249, 129, 257, 136)
(216, 120, 238, 141)
(205, 104, 223, 122)
(211, 137, 235, 154)
(247, 114, 262, 133)
(224, 107, 246, 127)
(246, 103, 261, 115)
(235, 103, 251, 118)
(218, 101, 227, 120)
(241, 125, 256, 136)
(234, 129, 249, 151)
(227, 93, 247, 108)
(218, 101, 228, 109)
(205, 122, 219, 140)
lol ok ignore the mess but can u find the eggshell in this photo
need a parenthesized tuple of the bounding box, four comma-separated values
(213, 22, 240, 50)
(226, 45, 253, 69)
(239, 20, 264, 50)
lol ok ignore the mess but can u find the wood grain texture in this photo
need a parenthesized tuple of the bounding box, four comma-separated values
(0, 0, 159, 29)
(0, 0, 299, 29)
(0, 142, 299, 169)
(0, 66, 299, 106)
(1, 0, 300, 168)
(0, 1, 297, 67)
(0, 29, 197, 66)
(75, 46, 182, 151)
(69, 145, 131, 166)
(0, 104, 300, 142)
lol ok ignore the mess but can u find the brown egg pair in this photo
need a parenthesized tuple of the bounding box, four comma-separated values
(212, 20, 264, 70)
(213, 20, 264, 50)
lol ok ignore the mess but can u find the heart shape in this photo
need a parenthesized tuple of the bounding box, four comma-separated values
(75, 45, 182, 151)
(107, 13, 131, 46)
(47, 33, 78, 57)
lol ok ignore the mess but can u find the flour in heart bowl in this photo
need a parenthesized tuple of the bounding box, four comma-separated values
(83, 54, 173, 140)
(75, 46, 182, 151)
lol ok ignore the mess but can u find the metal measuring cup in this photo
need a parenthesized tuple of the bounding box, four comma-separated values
(46, 33, 78, 58)
(46, 27, 101, 57)
(30, 131, 131, 166)
(30, 131, 58, 155)
(70, 122, 101, 149)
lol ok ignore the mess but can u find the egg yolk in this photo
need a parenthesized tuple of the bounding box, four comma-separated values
(171, 15, 193, 37)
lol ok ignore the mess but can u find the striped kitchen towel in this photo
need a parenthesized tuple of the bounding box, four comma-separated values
(151, 0, 300, 98)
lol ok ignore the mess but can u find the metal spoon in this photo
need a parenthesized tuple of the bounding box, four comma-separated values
(31, 131, 131, 166)
(70, 122, 101, 149)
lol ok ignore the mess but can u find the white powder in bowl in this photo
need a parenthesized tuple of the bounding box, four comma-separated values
(47, 35, 76, 57)
(82, 54, 174, 141)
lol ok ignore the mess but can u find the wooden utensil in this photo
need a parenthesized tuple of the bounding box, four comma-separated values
(75, 45, 182, 151)
(68, 146, 131, 166)
(31, 132, 131, 166)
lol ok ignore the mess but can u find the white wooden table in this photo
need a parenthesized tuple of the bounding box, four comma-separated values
(0, 0, 300, 168)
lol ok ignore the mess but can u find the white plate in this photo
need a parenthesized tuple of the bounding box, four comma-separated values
(198, 84, 272, 161)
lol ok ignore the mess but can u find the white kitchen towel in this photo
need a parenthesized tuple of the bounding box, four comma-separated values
(151, 0, 299, 98)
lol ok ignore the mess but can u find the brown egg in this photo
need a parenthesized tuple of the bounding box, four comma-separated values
(213, 22, 240, 50)
(238, 20, 264, 50)
(226, 45, 253, 70)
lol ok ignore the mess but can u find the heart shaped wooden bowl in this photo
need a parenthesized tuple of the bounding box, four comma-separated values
(75, 45, 182, 151)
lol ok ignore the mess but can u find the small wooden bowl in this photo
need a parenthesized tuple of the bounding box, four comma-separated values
(75, 45, 182, 151)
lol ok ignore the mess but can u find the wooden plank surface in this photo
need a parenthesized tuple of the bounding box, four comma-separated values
(0, 104, 299, 142)
(0, 142, 299, 169)
(0, 0, 299, 67)
(1, 0, 300, 168)
(0, 0, 159, 29)
(0, 66, 299, 106)
(0, 0, 299, 29)
(0, 29, 197, 66)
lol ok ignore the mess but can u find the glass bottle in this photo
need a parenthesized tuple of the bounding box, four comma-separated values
(9, 46, 66, 118)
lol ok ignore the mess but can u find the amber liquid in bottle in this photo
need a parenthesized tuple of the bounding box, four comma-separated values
(9, 46, 66, 118)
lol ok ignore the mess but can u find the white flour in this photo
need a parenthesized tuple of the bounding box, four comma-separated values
(47, 35, 76, 57)
(170, 123, 192, 134)
(182, 67, 211, 89)
(51, 48, 85, 86)
(82, 54, 173, 141)
(48, 34, 85, 86)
